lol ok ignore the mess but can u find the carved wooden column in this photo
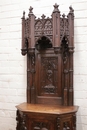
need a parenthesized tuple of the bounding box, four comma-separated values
(21, 11, 28, 55)
(28, 49, 36, 103)
(28, 6, 35, 48)
(52, 3, 60, 48)
(61, 36, 69, 106)
(26, 7, 36, 103)
(61, 13, 70, 105)
(16, 110, 20, 130)
(21, 11, 25, 50)
(68, 6, 74, 105)
(16, 110, 28, 130)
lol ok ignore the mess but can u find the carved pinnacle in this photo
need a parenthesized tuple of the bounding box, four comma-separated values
(22, 11, 25, 19)
(29, 6, 33, 14)
(53, 3, 60, 13)
(69, 6, 74, 13)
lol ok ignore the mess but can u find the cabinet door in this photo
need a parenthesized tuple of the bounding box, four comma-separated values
(35, 49, 62, 105)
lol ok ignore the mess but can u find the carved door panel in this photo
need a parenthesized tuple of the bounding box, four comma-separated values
(35, 49, 62, 105)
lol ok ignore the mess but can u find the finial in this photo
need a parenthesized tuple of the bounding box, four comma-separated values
(29, 6, 33, 14)
(53, 3, 60, 13)
(41, 14, 46, 19)
(69, 6, 74, 13)
(22, 11, 25, 19)
(62, 13, 65, 18)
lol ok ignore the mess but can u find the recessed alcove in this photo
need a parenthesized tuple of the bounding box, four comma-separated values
(35, 36, 52, 50)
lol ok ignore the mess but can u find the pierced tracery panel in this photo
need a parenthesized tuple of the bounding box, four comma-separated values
(44, 20, 52, 35)
(35, 18, 53, 42)
(40, 57, 58, 95)
(35, 20, 42, 36)
(25, 19, 29, 38)
(60, 18, 69, 40)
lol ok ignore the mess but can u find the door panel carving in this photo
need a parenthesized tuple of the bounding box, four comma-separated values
(35, 50, 62, 104)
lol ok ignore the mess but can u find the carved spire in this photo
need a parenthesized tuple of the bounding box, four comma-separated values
(53, 3, 60, 13)
(68, 6, 74, 19)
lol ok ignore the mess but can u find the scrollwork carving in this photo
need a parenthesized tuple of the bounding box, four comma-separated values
(63, 122, 70, 130)
(61, 36, 69, 64)
(43, 85, 55, 93)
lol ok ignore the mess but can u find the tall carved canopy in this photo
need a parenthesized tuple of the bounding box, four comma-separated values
(21, 3, 74, 55)
(21, 4, 74, 106)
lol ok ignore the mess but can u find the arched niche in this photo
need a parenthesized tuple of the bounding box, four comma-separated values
(35, 36, 52, 50)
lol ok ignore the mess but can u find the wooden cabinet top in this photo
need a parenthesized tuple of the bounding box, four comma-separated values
(16, 103, 78, 115)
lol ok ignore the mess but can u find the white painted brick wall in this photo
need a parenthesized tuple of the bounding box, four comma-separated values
(0, 0, 87, 130)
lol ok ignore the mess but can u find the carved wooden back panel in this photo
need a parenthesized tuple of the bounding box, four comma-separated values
(35, 49, 62, 105)
(21, 4, 74, 106)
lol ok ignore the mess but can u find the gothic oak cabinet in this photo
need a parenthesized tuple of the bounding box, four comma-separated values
(16, 4, 79, 130)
